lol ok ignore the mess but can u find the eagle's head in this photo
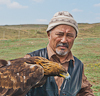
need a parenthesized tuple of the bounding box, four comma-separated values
(24, 56, 70, 80)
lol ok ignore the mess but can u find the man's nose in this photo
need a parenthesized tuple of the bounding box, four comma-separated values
(61, 36, 67, 43)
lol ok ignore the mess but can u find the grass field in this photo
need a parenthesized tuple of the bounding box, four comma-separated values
(0, 23, 100, 95)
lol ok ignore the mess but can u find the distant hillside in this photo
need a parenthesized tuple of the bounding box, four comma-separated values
(78, 23, 100, 38)
(0, 23, 100, 40)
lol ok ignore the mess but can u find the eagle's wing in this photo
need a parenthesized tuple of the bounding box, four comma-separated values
(0, 56, 70, 96)
(0, 60, 44, 96)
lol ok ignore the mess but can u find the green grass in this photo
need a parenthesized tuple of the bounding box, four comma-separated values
(0, 23, 100, 95)
(72, 38, 100, 64)
(0, 38, 48, 60)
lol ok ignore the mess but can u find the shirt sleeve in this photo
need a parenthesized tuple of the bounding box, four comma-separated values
(77, 66, 95, 96)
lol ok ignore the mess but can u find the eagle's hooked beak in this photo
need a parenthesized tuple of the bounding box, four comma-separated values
(59, 72, 71, 80)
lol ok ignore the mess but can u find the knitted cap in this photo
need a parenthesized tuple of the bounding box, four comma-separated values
(46, 11, 78, 33)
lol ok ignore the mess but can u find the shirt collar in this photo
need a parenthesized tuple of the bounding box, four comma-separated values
(47, 44, 75, 66)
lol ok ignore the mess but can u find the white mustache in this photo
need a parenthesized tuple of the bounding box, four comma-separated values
(56, 43, 69, 48)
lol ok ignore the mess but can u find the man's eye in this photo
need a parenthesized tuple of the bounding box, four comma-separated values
(67, 34, 74, 39)
(57, 34, 62, 35)
(67, 35, 73, 37)
(56, 33, 63, 36)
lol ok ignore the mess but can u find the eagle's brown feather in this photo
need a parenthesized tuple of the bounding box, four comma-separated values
(0, 56, 67, 96)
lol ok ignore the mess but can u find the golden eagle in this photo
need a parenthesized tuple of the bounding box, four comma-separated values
(0, 56, 70, 96)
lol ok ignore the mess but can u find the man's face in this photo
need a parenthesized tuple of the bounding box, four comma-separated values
(48, 25, 76, 57)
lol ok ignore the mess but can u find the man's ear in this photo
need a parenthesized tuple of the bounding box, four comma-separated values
(75, 35, 77, 38)
(75, 31, 77, 38)
(47, 32, 50, 39)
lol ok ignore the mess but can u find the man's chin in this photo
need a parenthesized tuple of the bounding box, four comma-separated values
(56, 49, 68, 56)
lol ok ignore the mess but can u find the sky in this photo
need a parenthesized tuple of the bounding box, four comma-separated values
(0, 0, 100, 25)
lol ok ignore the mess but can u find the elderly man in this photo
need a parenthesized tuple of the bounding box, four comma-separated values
(25, 11, 94, 96)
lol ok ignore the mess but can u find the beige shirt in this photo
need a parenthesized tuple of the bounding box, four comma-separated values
(47, 44, 94, 96)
